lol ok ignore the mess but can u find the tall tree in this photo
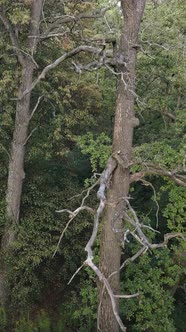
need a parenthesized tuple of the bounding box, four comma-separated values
(98, 1, 146, 331)
(0, 0, 114, 309)
(0, 0, 44, 305)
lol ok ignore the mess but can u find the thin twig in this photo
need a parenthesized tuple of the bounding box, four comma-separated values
(20, 45, 102, 99)
(85, 259, 126, 332)
(23, 127, 37, 146)
(139, 178, 159, 228)
(29, 95, 44, 120)
(114, 293, 140, 299)
(53, 206, 95, 257)
(68, 262, 85, 285)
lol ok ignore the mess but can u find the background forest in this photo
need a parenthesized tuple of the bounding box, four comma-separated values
(0, 0, 186, 331)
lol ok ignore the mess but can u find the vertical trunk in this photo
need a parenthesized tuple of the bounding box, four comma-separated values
(98, 1, 146, 331)
(0, 63, 34, 306)
(5, 62, 34, 229)
(0, 0, 43, 306)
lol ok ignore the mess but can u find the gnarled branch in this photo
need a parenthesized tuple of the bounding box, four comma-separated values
(130, 163, 186, 187)
(20, 45, 102, 99)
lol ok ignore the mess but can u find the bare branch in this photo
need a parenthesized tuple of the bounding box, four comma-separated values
(130, 163, 186, 187)
(23, 127, 37, 146)
(123, 198, 186, 250)
(68, 262, 85, 285)
(29, 32, 68, 40)
(29, 95, 44, 120)
(139, 178, 159, 228)
(72, 53, 117, 74)
(41, 6, 113, 38)
(86, 259, 126, 332)
(68, 175, 100, 202)
(142, 224, 160, 234)
(54, 153, 185, 332)
(81, 178, 100, 207)
(160, 111, 176, 121)
(114, 293, 140, 299)
(12, 46, 39, 68)
(20, 45, 102, 99)
(53, 156, 126, 330)
(53, 178, 100, 257)
(85, 157, 117, 259)
(150, 233, 186, 249)
(141, 38, 170, 51)
(53, 205, 95, 257)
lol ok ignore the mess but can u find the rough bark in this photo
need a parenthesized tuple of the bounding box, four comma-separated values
(0, 0, 44, 306)
(98, 1, 146, 331)
(5, 61, 34, 228)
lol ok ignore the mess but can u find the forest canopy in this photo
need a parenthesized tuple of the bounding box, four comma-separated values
(0, 0, 185, 331)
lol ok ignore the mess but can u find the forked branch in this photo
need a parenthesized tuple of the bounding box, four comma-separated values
(130, 163, 186, 187)
(54, 155, 186, 332)
(20, 45, 102, 99)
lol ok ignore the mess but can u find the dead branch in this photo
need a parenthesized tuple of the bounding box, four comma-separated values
(29, 95, 44, 120)
(68, 262, 85, 285)
(11, 46, 39, 68)
(130, 163, 186, 187)
(54, 156, 128, 330)
(72, 56, 115, 73)
(139, 178, 160, 227)
(160, 111, 176, 121)
(20, 45, 102, 99)
(23, 127, 37, 146)
(150, 233, 186, 249)
(40, 6, 113, 39)
(54, 154, 186, 332)
(53, 178, 100, 257)
(68, 175, 100, 202)
(86, 259, 126, 332)
(123, 198, 186, 250)
(98, 245, 144, 331)
(141, 37, 170, 51)
(53, 205, 95, 257)
(114, 293, 140, 299)
(85, 157, 117, 259)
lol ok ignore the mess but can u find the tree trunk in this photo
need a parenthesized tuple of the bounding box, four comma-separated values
(5, 62, 34, 228)
(98, 1, 146, 331)
(0, 0, 43, 306)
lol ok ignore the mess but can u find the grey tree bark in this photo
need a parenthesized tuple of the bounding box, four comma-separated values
(98, 1, 146, 331)
(0, 0, 44, 306)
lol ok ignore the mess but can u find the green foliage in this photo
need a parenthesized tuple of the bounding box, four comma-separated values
(135, 0, 186, 146)
(134, 139, 184, 169)
(77, 132, 111, 172)
(161, 184, 186, 233)
(35, 310, 51, 332)
(173, 294, 186, 332)
(0, 0, 185, 331)
(11, 274, 96, 332)
(120, 250, 182, 332)
(8, 8, 30, 26)
(15, 317, 36, 332)
(58, 272, 97, 332)
(72, 278, 97, 328)
(0, 307, 7, 331)
(14, 310, 60, 332)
